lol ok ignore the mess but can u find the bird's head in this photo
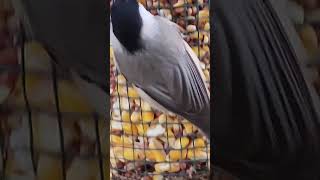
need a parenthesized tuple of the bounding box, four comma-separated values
(111, 0, 144, 54)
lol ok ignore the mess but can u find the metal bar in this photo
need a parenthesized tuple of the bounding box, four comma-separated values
(48, 52, 67, 180)
(20, 23, 37, 175)
(94, 113, 105, 180)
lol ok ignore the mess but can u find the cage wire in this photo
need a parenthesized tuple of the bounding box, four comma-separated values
(0, 1, 108, 180)
(110, 0, 210, 179)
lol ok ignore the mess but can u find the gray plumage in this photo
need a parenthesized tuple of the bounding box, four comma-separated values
(111, 4, 210, 137)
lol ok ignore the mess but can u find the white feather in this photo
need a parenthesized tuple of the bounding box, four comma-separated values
(138, 3, 158, 39)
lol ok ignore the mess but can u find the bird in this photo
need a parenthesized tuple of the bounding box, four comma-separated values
(110, 0, 211, 137)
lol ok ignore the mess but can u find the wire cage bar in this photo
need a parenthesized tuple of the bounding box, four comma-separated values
(110, 0, 210, 179)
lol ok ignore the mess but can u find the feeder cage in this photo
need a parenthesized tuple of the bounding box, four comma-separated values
(110, 0, 211, 179)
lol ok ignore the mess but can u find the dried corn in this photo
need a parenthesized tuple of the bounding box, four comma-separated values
(123, 148, 145, 161)
(172, 137, 190, 149)
(168, 149, 188, 161)
(155, 163, 180, 173)
(137, 124, 149, 136)
(122, 122, 138, 135)
(149, 138, 166, 162)
(187, 149, 208, 160)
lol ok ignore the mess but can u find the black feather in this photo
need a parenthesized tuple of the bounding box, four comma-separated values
(111, 0, 143, 53)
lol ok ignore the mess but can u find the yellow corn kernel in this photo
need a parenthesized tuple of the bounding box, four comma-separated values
(203, 35, 209, 44)
(123, 148, 145, 161)
(146, 150, 156, 161)
(187, 150, 208, 160)
(142, 112, 154, 123)
(204, 69, 210, 81)
(115, 85, 127, 96)
(110, 47, 114, 57)
(168, 164, 181, 173)
(153, 175, 164, 180)
(183, 122, 198, 134)
(122, 136, 134, 148)
(110, 135, 122, 145)
(189, 31, 203, 40)
(155, 163, 169, 173)
(191, 46, 207, 59)
(204, 22, 210, 31)
(164, 128, 175, 138)
(116, 74, 126, 84)
(173, 137, 190, 149)
(168, 150, 187, 162)
(153, 151, 166, 162)
(122, 123, 138, 136)
(137, 124, 149, 136)
(203, 45, 210, 52)
(149, 138, 166, 162)
(198, 9, 209, 19)
(193, 138, 206, 148)
(155, 163, 180, 173)
(111, 147, 124, 161)
(121, 111, 130, 122)
(158, 114, 175, 125)
(130, 111, 141, 123)
(128, 87, 139, 98)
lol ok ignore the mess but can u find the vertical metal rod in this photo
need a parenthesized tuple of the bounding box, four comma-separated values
(20, 23, 37, 175)
(0, 119, 7, 180)
(49, 52, 66, 180)
(94, 113, 105, 180)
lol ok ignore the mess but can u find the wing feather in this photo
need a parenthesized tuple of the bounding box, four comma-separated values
(133, 16, 210, 118)
(111, 14, 210, 135)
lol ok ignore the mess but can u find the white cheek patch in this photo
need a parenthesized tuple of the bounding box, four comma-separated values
(138, 3, 158, 39)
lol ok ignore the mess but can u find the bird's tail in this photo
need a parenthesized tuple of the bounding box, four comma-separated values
(184, 105, 211, 139)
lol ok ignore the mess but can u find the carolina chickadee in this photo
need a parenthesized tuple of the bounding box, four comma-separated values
(110, 0, 210, 137)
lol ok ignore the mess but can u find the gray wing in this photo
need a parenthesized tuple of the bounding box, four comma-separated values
(16, 0, 108, 89)
(116, 16, 210, 135)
